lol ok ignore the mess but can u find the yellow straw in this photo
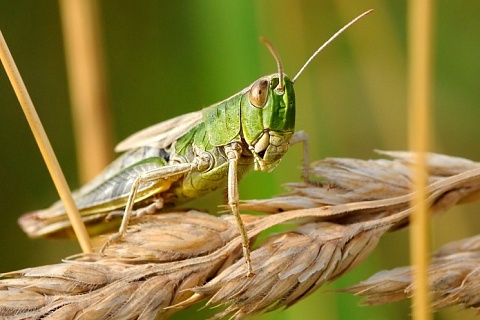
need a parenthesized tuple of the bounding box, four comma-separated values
(407, 1, 434, 319)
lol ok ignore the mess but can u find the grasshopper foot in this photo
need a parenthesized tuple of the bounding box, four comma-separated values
(99, 231, 125, 256)
(243, 249, 255, 278)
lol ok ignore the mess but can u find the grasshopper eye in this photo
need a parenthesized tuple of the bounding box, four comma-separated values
(249, 79, 269, 108)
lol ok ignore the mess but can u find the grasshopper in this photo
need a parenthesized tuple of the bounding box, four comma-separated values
(19, 10, 372, 276)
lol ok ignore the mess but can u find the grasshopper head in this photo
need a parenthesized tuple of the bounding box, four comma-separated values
(238, 10, 374, 171)
(241, 73, 295, 172)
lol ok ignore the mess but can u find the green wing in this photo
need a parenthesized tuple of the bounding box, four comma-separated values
(115, 111, 203, 151)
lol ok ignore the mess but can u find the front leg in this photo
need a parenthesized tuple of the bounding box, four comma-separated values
(225, 142, 254, 277)
(290, 130, 310, 182)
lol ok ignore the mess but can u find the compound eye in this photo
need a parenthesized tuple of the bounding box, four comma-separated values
(249, 78, 269, 108)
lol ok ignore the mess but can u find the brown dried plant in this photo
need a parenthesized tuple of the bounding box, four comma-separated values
(345, 233, 480, 310)
(1, 151, 480, 319)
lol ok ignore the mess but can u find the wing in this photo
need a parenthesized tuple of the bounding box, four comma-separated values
(18, 153, 180, 238)
(20, 112, 204, 238)
(115, 111, 203, 152)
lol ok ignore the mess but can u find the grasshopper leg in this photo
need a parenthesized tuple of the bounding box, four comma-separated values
(105, 198, 164, 220)
(135, 197, 164, 216)
(225, 142, 254, 277)
(99, 162, 198, 254)
(290, 130, 310, 182)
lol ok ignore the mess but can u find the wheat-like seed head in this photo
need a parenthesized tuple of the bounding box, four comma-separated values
(1, 151, 480, 319)
(344, 235, 480, 310)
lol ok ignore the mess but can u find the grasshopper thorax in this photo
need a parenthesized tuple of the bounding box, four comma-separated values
(241, 73, 295, 172)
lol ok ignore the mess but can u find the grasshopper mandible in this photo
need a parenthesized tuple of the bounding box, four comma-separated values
(19, 10, 372, 276)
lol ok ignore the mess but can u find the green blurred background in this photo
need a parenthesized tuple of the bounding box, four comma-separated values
(1, 1, 480, 319)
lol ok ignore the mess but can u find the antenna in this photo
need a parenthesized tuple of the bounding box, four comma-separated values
(260, 37, 285, 93)
(292, 9, 374, 83)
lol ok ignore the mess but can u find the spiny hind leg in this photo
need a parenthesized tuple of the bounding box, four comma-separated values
(99, 162, 197, 254)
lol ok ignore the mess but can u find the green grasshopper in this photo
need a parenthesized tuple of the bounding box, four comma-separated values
(19, 10, 372, 276)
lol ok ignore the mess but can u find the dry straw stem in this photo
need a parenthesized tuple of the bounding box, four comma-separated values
(2, 151, 480, 319)
(407, 0, 434, 317)
(345, 235, 480, 311)
(0, 30, 92, 254)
